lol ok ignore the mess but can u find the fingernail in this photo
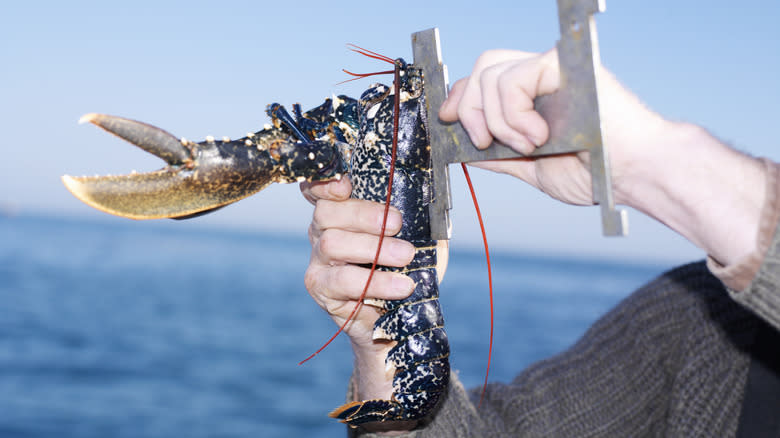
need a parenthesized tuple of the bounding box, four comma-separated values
(439, 99, 452, 117)
(385, 206, 403, 232)
(527, 133, 544, 147)
(388, 240, 414, 265)
(468, 131, 489, 149)
(512, 136, 535, 155)
(392, 274, 416, 297)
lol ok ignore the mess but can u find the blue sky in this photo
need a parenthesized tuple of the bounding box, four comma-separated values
(2, 1, 778, 263)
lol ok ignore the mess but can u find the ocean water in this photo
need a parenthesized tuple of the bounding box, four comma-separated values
(0, 214, 673, 437)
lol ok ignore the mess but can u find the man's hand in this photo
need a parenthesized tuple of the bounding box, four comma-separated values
(439, 48, 766, 266)
(300, 176, 416, 403)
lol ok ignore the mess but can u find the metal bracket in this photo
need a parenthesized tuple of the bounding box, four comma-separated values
(412, 0, 627, 240)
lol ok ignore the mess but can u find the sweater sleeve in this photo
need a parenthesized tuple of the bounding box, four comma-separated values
(708, 159, 780, 331)
(350, 262, 756, 437)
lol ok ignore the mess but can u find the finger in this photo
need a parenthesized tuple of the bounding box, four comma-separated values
(497, 49, 560, 147)
(310, 198, 403, 239)
(457, 50, 538, 149)
(300, 176, 352, 205)
(315, 228, 415, 267)
(435, 239, 449, 284)
(305, 263, 416, 305)
(479, 61, 536, 154)
(439, 77, 468, 122)
(456, 73, 491, 148)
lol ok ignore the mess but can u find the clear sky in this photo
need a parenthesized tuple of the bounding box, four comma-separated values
(2, 1, 778, 264)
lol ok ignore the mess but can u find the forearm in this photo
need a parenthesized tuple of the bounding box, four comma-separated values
(350, 340, 397, 412)
(349, 344, 417, 435)
(615, 121, 766, 267)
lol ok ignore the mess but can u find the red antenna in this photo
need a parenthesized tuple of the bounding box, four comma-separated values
(337, 44, 394, 85)
(461, 163, 494, 408)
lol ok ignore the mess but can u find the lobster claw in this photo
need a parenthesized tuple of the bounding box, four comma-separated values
(62, 112, 348, 220)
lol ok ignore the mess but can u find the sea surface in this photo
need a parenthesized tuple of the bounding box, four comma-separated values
(0, 214, 676, 437)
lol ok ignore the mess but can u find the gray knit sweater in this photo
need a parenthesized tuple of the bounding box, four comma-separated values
(410, 261, 763, 437)
(349, 161, 780, 437)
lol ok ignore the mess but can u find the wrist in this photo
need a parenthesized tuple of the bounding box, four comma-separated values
(350, 340, 418, 434)
(351, 339, 395, 401)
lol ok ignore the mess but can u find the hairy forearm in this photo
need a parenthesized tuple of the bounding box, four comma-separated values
(615, 121, 766, 266)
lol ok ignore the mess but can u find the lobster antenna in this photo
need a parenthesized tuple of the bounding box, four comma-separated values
(346, 43, 395, 64)
(334, 44, 396, 85)
(337, 69, 395, 85)
(300, 56, 400, 365)
(461, 163, 494, 409)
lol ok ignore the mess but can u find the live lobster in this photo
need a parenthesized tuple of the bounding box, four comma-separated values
(62, 56, 452, 426)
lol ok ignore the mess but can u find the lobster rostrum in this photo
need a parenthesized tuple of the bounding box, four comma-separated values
(62, 57, 450, 426)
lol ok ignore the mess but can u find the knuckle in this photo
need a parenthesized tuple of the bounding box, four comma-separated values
(317, 229, 341, 260)
(473, 52, 492, 70)
(475, 49, 504, 69)
(497, 70, 527, 101)
(299, 181, 313, 196)
(303, 264, 320, 294)
(307, 222, 319, 245)
(323, 300, 342, 318)
(311, 200, 332, 229)
(541, 47, 558, 64)
(353, 200, 382, 234)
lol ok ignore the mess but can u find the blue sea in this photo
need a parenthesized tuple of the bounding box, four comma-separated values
(0, 214, 674, 437)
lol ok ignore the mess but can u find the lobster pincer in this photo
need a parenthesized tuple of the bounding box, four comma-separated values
(62, 98, 356, 220)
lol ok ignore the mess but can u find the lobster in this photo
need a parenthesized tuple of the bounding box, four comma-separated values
(327, 59, 449, 425)
(62, 57, 450, 427)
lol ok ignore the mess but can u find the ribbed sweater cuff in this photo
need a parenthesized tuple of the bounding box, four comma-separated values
(707, 158, 779, 290)
(708, 159, 780, 330)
